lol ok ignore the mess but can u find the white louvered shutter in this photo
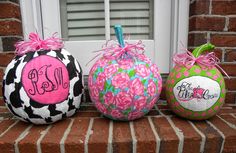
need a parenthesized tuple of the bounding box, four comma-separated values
(60, 0, 154, 40)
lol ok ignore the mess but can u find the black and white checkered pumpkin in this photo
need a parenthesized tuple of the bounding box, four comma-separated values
(3, 49, 83, 124)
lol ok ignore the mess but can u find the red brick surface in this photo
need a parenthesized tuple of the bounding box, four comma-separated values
(212, 0, 236, 15)
(228, 17, 236, 31)
(0, 3, 21, 19)
(0, 53, 15, 67)
(211, 34, 236, 47)
(18, 125, 48, 153)
(133, 118, 156, 153)
(190, 0, 209, 16)
(188, 33, 207, 46)
(40, 119, 71, 153)
(0, 20, 22, 36)
(65, 117, 90, 153)
(0, 102, 235, 153)
(193, 121, 223, 153)
(171, 116, 201, 153)
(113, 122, 132, 153)
(225, 49, 236, 62)
(152, 117, 179, 153)
(189, 16, 225, 31)
(88, 118, 110, 153)
(209, 116, 236, 152)
(225, 92, 236, 104)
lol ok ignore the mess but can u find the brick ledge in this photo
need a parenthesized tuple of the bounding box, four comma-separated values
(0, 102, 235, 153)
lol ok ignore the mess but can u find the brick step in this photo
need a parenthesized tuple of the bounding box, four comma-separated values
(0, 103, 235, 153)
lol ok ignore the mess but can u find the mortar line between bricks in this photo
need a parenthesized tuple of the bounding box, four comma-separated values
(0, 1, 20, 6)
(130, 121, 137, 153)
(166, 117, 184, 153)
(231, 113, 236, 119)
(107, 120, 113, 153)
(209, 0, 212, 15)
(84, 118, 94, 153)
(217, 115, 236, 130)
(14, 125, 33, 153)
(189, 31, 236, 34)
(0, 120, 19, 137)
(148, 117, 160, 153)
(60, 119, 74, 153)
(154, 105, 164, 116)
(224, 16, 229, 32)
(206, 121, 225, 153)
(0, 18, 21, 22)
(188, 121, 206, 153)
(37, 125, 52, 153)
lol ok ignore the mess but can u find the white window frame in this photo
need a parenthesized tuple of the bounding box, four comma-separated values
(20, 0, 189, 74)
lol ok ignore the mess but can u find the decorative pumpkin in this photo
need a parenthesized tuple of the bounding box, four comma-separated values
(2, 33, 83, 124)
(88, 25, 162, 121)
(166, 43, 226, 120)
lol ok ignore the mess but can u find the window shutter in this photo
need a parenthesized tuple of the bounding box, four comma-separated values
(110, 0, 153, 39)
(60, 0, 153, 41)
(62, 0, 105, 40)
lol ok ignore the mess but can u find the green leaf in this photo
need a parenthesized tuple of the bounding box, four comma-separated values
(128, 70, 136, 77)
(104, 81, 109, 90)
(141, 79, 147, 85)
(118, 68, 123, 72)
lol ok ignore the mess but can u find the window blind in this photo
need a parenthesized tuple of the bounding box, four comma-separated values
(60, 0, 153, 41)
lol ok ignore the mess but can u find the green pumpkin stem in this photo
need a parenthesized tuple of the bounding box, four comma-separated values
(192, 43, 215, 58)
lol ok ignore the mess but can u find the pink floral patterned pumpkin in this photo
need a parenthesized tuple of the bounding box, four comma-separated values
(88, 54, 162, 121)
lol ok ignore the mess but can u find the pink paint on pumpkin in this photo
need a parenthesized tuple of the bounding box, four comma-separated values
(176, 73, 182, 79)
(150, 64, 159, 78)
(104, 92, 115, 106)
(90, 84, 100, 101)
(90, 63, 99, 74)
(171, 79, 175, 84)
(213, 75, 218, 80)
(95, 102, 108, 114)
(146, 97, 157, 110)
(134, 96, 147, 111)
(206, 72, 212, 77)
(110, 109, 124, 119)
(104, 64, 118, 78)
(208, 109, 213, 114)
(147, 79, 157, 96)
(194, 68, 201, 74)
(135, 64, 150, 78)
(22, 55, 69, 104)
(112, 73, 129, 89)
(137, 54, 152, 64)
(97, 58, 109, 67)
(128, 111, 144, 120)
(214, 105, 219, 111)
(118, 58, 134, 70)
(129, 78, 144, 96)
(183, 71, 189, 77)
(114, 92, 132, 110)
(96, 72, 106, 90)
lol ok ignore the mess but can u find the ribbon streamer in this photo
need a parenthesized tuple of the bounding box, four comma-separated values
(173, 51, 230, 78)
(15, 32, 64, 55)
(86, 40, 145, 65)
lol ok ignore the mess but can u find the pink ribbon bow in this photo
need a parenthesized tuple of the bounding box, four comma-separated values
(173, 51, 230, 78)
(87, 40, 145, 65)
(15, 32, 64, 55)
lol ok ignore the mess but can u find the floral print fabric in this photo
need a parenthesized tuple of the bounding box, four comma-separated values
(88, 55, 162, 120)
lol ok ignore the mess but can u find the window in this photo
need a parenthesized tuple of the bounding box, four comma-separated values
(20, 0, 189, 75)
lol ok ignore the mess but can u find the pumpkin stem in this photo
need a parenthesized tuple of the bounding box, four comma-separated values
(192, 43, 215, 57)
(114, 25, 125, 48)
